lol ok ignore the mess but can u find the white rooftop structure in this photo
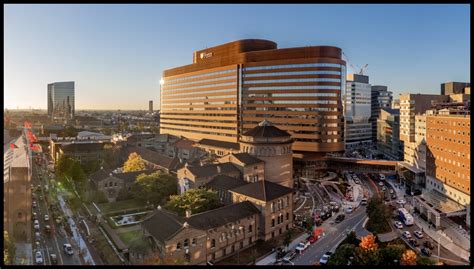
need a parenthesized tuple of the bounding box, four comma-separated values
(4, 136, 30, 184)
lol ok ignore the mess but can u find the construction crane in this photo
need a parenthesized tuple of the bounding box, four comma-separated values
(342, 52, 368, 75)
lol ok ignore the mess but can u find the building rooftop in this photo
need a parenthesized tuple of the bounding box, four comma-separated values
(242, 120, 291, 138)
(89, 168, 157, 184)
(171, 138, 195, 150)
(186, 162, 240, 178)
(418, 190, 466, 214)
(206, 174, 248, 191)
(197, 138, 240, 150)
(230, 180, 293, 201)
(126, 146, 181, 172)
(381, 108, 400, 115)
(228, 152, 263, 165)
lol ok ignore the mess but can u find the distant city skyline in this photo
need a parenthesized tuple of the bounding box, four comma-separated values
(4, 4, 470, 110)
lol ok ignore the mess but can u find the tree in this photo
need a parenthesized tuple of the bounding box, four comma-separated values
(131, 171, 178, 205)
(56, 155, 74, 177)
(344, 231, 360, 246)
(359, 234, 378, 251)
(123, 152, 147, 172)
(327, 244, 355, 265)
(165, 189, 220, 216)
(81, 159, 101, 175)
(379, 244, 405, 265)
(102, 144, 121, 169)
(283, 228, 294, 248)
(400, 249, 417, 265)
(366, 196, 391, 234)
(4, 230, 15, 265)
(416, 255, 435, 265)
(65, 160, 87, 193)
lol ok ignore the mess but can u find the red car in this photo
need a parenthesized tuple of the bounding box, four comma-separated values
(308, 236, 318, 244)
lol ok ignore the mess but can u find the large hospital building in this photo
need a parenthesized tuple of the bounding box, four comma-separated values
(160, 39, 346, 156)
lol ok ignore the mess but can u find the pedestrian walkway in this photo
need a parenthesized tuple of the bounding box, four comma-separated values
(14, 243, 32, 265)
(413, 214, 469, 262)
(255, 233, 309, 265)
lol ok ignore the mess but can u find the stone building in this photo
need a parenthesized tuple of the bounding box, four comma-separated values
(177, 162, 241, 193)
(89, 168, 157, 202)
(141, 201, 260, 265)
(217, 152, 265, 183)
(239, 120, 294, 188)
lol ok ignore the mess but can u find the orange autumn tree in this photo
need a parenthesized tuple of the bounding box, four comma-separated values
(359, 234, 378, 251)
(400, 249, 417, 265)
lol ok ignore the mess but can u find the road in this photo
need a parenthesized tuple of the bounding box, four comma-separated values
(293, 207, 367, 265)
(31, 157, 82, 265)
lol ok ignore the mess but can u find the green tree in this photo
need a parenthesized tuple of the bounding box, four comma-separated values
(4, 230, 15, 265)
(283, 228, 295, 248)
(123, 152, 147, 172)
(81, 160, 101, 175)
(344, 231, 360, 245)
(380, 244, 405, 265)
(56, 155, 74, 177)
(65, 160, 87, 192)
(102, 144, 121, 169)
(366, 196, 391, 234)
(327, 243, 355, 265)
(131, 171, 178, 205)
(165, 189, 220, 216)
(416, 255, 435, 265)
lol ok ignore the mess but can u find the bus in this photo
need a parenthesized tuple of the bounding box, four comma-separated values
(398, 208, 414, 226)
(360, 198, 368, 205)
(379, 174, 386, 181)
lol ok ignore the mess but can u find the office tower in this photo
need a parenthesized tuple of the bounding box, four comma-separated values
(370, 85, 393, 142)
(47, 81, 75, 121)
(440, 81, 470, 95)
(149, 100, 153, 112)
(391, 99, 400, 109)
(344, 74, 372, 150)
(376, 108, 402, 160)
(425, 110, 470, 206)
(160, 39, 346, 155)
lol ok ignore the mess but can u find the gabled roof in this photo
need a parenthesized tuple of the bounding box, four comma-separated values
(187, 201, 260, 230)
(60, 142, 105, 152)
(171, 139, 195, 150)
(186, 162, 240, 178)
(206, 174, 248, 191)
(230, 180, 293, 201)
(197, 139, 240, 150)
(127, 146, 181, 171)
(114, 169, 157, 183)
(141, 208, 185, 243)
(242, 120, 291, 138)
(89, 168, 114, 184)
(229, 152, 263, 165)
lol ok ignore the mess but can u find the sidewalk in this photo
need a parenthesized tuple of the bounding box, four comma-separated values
(413, 214, 469, 262)
(14, 243, 32, 265)
(255, 233, 309, 265)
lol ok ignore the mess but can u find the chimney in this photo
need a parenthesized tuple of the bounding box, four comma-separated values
(217, 165, 221, 174)
(185, 210, 192, 218)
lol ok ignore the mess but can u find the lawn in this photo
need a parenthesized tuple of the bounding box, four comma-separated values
(96, 199, 146, 215)
(118, 230, 143, 245)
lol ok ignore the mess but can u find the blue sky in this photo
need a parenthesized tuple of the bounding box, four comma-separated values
(4, 4, 470, 110)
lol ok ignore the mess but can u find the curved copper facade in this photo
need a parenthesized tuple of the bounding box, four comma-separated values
(160, 39, 345, 154)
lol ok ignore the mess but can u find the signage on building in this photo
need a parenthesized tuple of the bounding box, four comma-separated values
(200, 52, 213, 59)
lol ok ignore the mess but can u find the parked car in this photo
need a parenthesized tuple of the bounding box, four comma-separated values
(45, 225, 51, 234)
(345, 206, 353, 214)
(424, 241, 434, 250)
(295, 241, 310, 253)
(378, 182, 384, 187)
(35, 232, 41, 241)
(319, 251, 333, 265)
(50, 253, 58, 265)
(32, 201, 37, 208)
(32, 212, 38, 220)
(44, 214, 49, 221)
(403, 231, 412, 239)
(283, 250, 297, 262)
(34, 220, 40, 230)
(389, 189, 394, 194)
(391, 194, 397, 200)
(382, 186, 387, 192)
(409, 239, 420, 247)
(394, 221, 404, 229)
(421, 247, 432, 257)
(414, 230, 424, 239)
(396, 199, 406, 206)
(307, 236, 318, 244)
(63, 243, 74, 255)
(35, 251, 44, 264)
(335, 214, 345, 223)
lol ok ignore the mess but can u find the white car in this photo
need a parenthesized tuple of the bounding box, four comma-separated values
(295, 241, 310, 253)
(396, 199, 406, 206)
(389, 189, 394, 194)
(35, 251, 43, 264)
(378, 182, 384, 187)
(319, 251, 332, 265)
(382, 186, 387, 191)
(403, 231, 412, 239)
(44, 214, 49, 221)
(414, 230, 424, 239)
(34, 220, 40, 230)
(32, 212, 38, 220)
(394, 221, 404, 229)
(346, 206, 353, 214)
(63, 243, 74, 255)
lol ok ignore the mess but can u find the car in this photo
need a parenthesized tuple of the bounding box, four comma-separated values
(354, 179, 360, 184)
(408, 239, 420, 247)
(414, 230, 424, 239)
(35, 251, 44, 264)
(50, 253, 58, 264)
(44, 214, 49, 221)
(346, 206, 353, 214)
(396, 199, 406, 206)
(424, 241, 435, 250)
(34, 220, 40, 230)
(403, 231, 412, 239)
(32, 201, 37, 208)
(335, 214, 345, 223)
(276, 248, 287, 260)
(378, 182, 384, 187)
(283, 250, 297, 262)
(382, 186, 387, 191)
(32, 212, 38, 220)
(45, 225, 51, 233)
(295, 241, 310, 253)
(384, 195, 390, 201)
(307, 236, 318, 244)
(394, 221, 404, 229)
(35, 232, 41, 241)
(389, 189, 394, 194)
(63, 243, 74, 255)
(421, 247, 431, 257)
(319, 251, 333, 265)
(391, 194, 397, 200)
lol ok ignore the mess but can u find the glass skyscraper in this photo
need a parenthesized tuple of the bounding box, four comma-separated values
(47, 81, 75, 121)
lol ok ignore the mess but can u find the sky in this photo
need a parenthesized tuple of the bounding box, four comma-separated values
(4, 4, 470, 110)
